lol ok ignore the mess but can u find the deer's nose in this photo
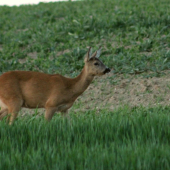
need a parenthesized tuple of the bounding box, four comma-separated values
(104, 68, 111, 74)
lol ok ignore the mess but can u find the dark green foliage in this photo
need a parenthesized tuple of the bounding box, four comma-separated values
(0, 0, 170, 75)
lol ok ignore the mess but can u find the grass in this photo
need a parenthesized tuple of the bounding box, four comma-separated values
(1, 106, 170, 170)
(1, 0, 170, 169)
(0, 0, 170, 75)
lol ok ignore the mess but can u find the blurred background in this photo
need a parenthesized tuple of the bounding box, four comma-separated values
(0, 0, 73, 6)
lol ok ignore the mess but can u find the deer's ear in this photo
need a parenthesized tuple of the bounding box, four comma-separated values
(84, 47, 92, 62)
(95, 46, 102, 58)
(90, 46, 102, 59)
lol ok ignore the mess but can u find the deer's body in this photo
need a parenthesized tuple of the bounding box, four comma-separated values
(0, 47, 110, 124)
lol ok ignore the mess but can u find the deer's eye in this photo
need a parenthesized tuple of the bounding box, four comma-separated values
(94, 62, 99, 66)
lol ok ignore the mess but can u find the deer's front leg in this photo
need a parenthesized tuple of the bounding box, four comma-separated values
(45, 107, 57, 121)
(61, 101, 74, 117)
(61, 110, 71, 122)
(61, 109, 68, 116)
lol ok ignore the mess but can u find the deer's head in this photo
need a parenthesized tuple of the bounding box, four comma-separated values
(84, 47, 111, 76)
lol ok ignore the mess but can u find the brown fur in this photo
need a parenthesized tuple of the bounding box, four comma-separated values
(0, 47, 110, 124)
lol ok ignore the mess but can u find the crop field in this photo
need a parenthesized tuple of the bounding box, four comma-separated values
(1, 106, 170, 170)
(0, 0, 170, 169)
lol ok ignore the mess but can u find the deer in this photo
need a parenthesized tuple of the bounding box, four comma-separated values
(0, 47, 110, 124)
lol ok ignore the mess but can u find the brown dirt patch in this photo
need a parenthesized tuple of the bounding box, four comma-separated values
(73, 71, 170, 112)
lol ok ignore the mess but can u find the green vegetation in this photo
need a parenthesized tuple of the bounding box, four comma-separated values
(1, 0, 170, 169)
(1, 106, 170, 170)
(0, 0, 170, 75)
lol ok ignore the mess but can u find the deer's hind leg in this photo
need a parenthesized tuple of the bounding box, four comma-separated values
(0, 108, 8, 120)
(6, 99, 23, 125)
(0, 99, 8, 120)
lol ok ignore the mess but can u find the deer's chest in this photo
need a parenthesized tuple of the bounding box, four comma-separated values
(55, 91, 79, 112)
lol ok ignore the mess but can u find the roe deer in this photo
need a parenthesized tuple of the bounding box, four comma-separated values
(0, 47, 110, 124)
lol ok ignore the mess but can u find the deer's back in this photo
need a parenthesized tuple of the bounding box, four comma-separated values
(0, 71, 68, 107)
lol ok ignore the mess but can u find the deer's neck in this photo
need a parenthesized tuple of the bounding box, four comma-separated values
(71, 67, 94, 96)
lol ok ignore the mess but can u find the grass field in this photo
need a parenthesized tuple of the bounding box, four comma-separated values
(1, 0, 170, 169)
(0, 0, 170, 75)
(1, 106, 170, 170)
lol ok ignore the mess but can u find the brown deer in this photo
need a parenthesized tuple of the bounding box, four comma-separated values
(0, 47, 110, 124)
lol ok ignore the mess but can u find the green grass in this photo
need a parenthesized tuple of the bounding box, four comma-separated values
(1, 106, 170, 170)
(1, 0, 170, 169)
(0, 0, 170, 75)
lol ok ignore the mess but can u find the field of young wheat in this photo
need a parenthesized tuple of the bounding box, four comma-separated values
(1, 107, 170, 170)
(1, 0, 170, 169)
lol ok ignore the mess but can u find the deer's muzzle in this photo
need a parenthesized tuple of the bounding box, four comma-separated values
(103, 68, 111, 74)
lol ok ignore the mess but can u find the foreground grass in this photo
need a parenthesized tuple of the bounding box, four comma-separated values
(1, 106, 170, 170)
(0, 0, 170, 75)
(1, 0, 170, 169)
